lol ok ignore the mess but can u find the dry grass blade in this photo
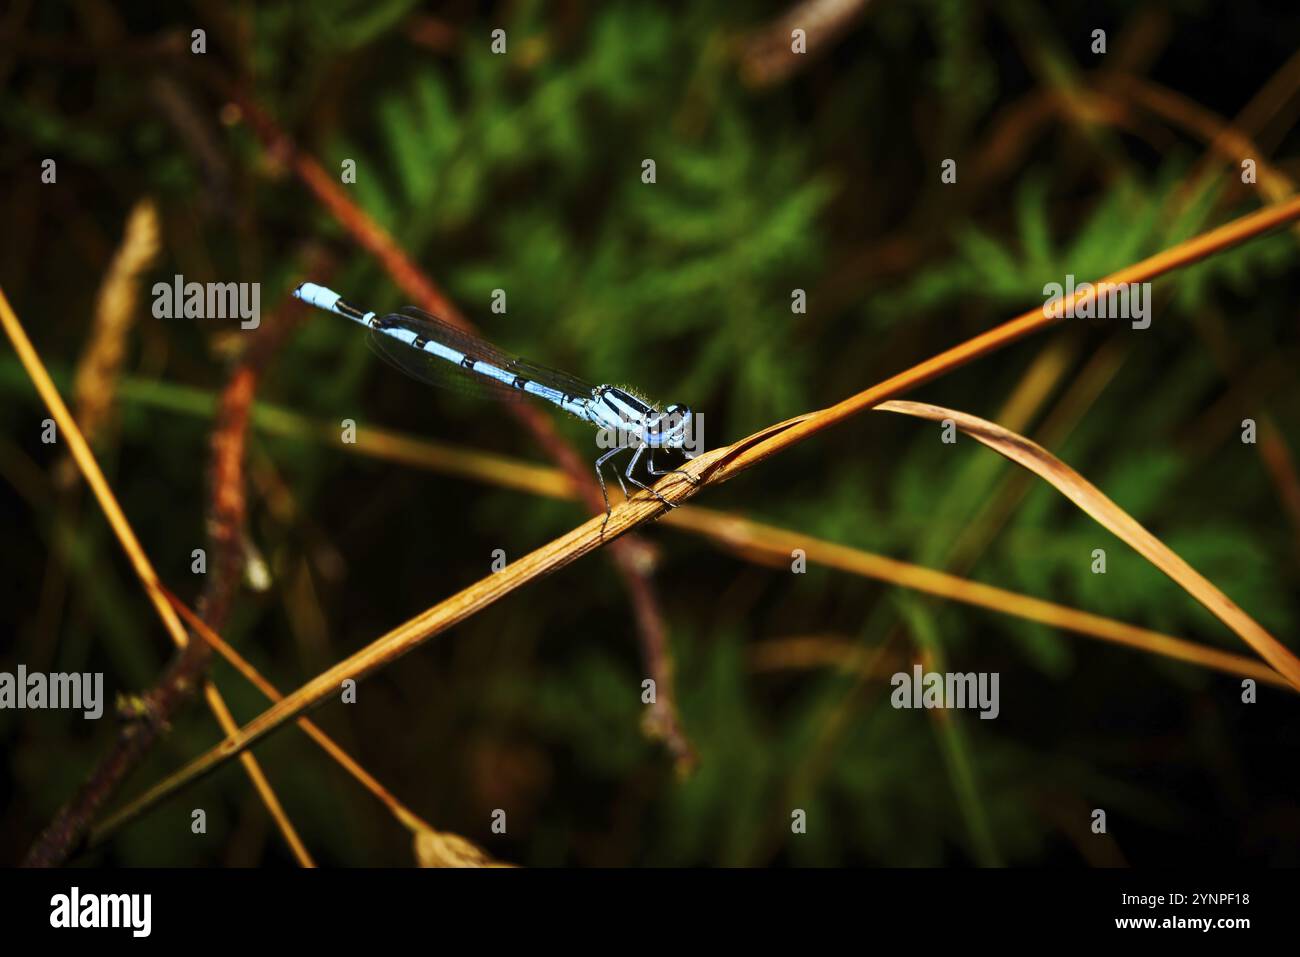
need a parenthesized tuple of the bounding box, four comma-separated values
(413, 828, 514, 868)
(0, 284, 191, 654)
(877, 400, 1300, 690)
(65, 198, 160, 461)
(84, 193, 1300, 839)
(159, 585, 440, 837)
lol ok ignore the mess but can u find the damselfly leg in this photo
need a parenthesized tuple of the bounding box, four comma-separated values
(596, 443, 684, 537)
(646, 447, 700, 487)
(595, 446, 630, 536)
(625, 444, 676, 508)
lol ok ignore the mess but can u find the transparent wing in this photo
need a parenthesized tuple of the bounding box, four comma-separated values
(365, 325, 526, 401)
(366, 308, 599, 406)
(396, 307, 522, 371)
(506, 356, 599, 399)
(400, 306, 599, 398)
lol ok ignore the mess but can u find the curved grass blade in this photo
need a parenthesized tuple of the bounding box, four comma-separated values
(876, 399, 1300, 690)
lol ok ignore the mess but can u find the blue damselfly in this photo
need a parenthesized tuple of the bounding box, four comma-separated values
(293, 283, 699, 529)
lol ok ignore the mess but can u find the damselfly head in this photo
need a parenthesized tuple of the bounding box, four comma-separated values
(658, 403, 693, 447)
